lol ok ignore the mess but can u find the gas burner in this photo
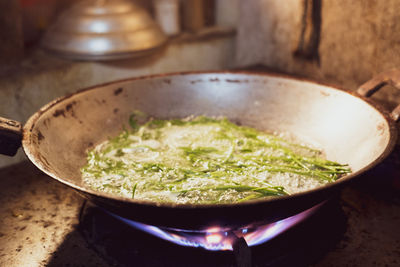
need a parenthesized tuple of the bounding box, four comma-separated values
(78, 198, 346, 267)
(108, 203, 323, 251)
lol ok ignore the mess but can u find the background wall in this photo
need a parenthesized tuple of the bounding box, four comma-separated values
(235, 0, 400, 107)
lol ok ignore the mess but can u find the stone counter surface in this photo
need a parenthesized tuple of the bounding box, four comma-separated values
(0, 145, 399, 267)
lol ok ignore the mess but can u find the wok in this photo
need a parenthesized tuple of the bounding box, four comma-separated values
(0, 70, 399, 230)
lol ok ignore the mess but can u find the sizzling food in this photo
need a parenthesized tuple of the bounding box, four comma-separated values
(81, 113, 350, 204)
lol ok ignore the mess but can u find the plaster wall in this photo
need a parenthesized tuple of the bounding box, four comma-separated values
(235, 0, 400, 106)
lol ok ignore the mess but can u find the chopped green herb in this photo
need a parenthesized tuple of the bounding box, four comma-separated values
(132, 183, 138, 199)
(81, 114, 351, 204)
(129, 110, 147, 130)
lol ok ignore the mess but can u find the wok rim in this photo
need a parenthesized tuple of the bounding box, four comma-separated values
(21, 70, 399, 210)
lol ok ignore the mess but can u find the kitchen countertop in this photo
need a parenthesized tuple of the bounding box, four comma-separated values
(0, 145, 399, 266)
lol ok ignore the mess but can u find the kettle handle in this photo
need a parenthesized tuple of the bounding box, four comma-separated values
(0, 117, 23, 156)
(357, 69, 400, 122)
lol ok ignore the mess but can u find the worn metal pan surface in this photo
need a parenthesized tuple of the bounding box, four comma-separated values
(0, 70, 399, 230)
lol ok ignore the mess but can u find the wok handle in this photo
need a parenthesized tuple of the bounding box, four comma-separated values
(357, 69, 400, 122)
(0, 116, 23, 156)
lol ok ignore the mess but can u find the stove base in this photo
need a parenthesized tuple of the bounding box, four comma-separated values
(77, 198, 346, 267)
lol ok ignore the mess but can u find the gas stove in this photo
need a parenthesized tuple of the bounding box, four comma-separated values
(76, 199, 344, 267)
(106, 202, 323, 252)
(0, 145, 399, 267)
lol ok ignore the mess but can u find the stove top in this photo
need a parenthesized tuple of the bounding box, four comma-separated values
(75, 198, 345, 267)
(0, 145, 399, 266)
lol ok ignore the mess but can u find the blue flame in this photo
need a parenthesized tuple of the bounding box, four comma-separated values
(107, 203, 323, 251)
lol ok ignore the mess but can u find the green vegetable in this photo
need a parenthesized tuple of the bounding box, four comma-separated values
(132, 183, 138, 199)
(129, 110, 147, 130)
(81, 114, 351, 204)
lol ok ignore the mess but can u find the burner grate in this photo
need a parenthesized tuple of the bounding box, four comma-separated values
(77, 198, 345, 267)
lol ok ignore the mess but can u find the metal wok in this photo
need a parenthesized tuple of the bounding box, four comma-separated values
(0, 70, 399, 230)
